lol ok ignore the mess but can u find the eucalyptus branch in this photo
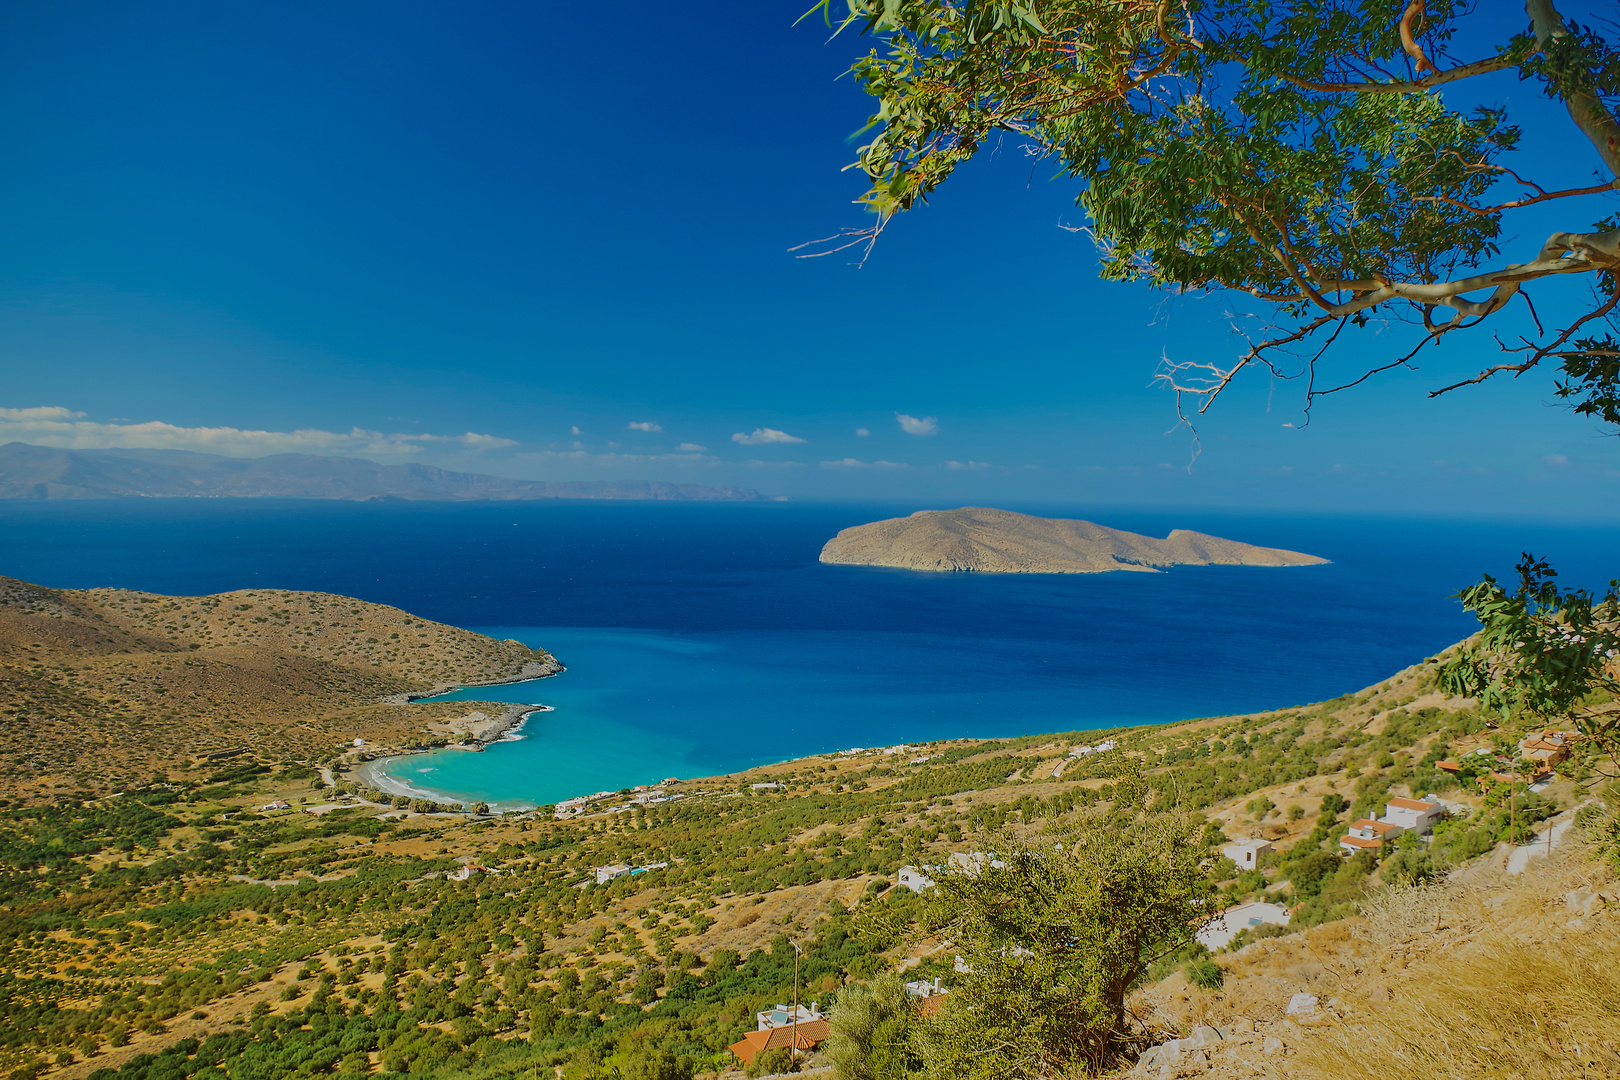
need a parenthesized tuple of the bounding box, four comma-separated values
(1429, 277, 1620, 395)
(1527, 0, 1620, 176)
(1415, 178, 1620, 216)
(1277, 53, 1516, 94)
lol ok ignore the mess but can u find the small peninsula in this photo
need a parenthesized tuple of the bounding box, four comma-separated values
(819, 506, 1328, 574)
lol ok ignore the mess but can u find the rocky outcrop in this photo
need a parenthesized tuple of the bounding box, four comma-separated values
(820, 507, 1327, 574)
(1134, 1025, 1285, 1078)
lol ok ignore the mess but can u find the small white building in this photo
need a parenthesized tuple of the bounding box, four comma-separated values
(1196, 901, 1291, 951)
(1069, 738, 1118, 759)
(261, 800, 291, 811)
(947, 850, 1006, 876)
(897, 865, 936, 893)
(903, 976, 947, 999)
(1221, 839, 1272, 870)
(594, 863, 632, 885)
(757, 1003, 822, 1030)
(1340, 818, 1403, 854)
(750, 782, 781, 791)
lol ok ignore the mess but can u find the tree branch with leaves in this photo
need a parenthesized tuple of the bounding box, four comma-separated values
(805, 0, 1620, 424)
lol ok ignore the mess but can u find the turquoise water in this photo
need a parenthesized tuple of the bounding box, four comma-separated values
(4, 499, 1618, 808)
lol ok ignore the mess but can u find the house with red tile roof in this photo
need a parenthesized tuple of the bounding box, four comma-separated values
(728, 1021, 831, 1067)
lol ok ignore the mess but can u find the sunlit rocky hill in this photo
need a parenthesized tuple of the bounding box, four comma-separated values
(0, 575, 557, 800)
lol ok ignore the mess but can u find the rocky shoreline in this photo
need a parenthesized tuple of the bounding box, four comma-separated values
(375, 653, 566, 707)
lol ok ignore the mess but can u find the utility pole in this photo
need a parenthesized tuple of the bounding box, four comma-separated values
(792, 939, 803, 1056)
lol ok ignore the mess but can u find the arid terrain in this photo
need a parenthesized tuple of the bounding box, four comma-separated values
(0, 575, 558, 801)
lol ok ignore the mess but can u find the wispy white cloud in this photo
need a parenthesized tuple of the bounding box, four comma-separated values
(896, 413, 939, 436)
(732, 427, 807, 445)
(677, 442, 707, 452)
(821, 458, 911, 469)
(626, 421, 663, 433)
(944, 460, 992, 470)
(570, 425, 583, 436)
(0, 405, 516, 457)
(1541, 454, 1571, 466)
(855, 427, 870, 437)
(0, 406, 85, 421)
(744, 459, 806, 468)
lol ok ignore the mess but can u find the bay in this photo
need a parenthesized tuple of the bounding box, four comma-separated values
(2, 499, 1616, 807)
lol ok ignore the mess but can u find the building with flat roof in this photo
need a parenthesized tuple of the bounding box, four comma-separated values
(756, 1003, 822, 1030)
(897, 865, 935, 893)
(1196, 901, 1291, 950)
(1221, 839, 1272, 870)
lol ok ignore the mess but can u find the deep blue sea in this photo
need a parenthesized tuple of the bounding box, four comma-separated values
(3, 500, 1617, 809)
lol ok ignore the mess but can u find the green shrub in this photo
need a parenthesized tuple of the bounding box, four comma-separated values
(1183, 959, 1224, 990)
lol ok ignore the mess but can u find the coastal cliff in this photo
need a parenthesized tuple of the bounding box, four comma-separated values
(820, 506, 1327, 574)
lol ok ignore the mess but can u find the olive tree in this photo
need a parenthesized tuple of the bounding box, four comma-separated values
(914, 817, 1212, 1077)
(826, 974, 921, 1080)
(809, 0, 1620, 424)
(1441, 554, 1620, 777)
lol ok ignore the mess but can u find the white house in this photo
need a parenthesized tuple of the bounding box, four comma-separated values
(1196, 901, 1291, 950)
(1069, 738, 1118, 759)
(1381, 796, 1444, 834)
(1339, 796, 1446, 854)
(947, 850, 1007, 876)
(757, 1003, 822, 1030)
(897, 865, 936, 893)
(1221, 839, 1272, 870)
(594, 863, 632, 885)
(1340, 818, 1403, 854)
(904, 976, 947, 999)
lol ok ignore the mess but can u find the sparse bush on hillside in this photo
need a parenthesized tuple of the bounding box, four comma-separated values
(1182, 958, 1223, 991)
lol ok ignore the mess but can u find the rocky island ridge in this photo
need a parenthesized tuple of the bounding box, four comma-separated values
(820, 506, 1328, 574)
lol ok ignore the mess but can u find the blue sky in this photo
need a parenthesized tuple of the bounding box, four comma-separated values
(3, 0, 1619, 513)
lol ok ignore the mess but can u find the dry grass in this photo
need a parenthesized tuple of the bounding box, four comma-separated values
(1352, 881, 1452, 950)
(1286, 836, 1620, 1080)
(1291, 926, 1620, 1079)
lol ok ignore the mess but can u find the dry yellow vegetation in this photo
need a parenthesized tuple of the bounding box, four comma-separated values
(0, 575, 557, 801)
(1127, 830, 1620, 1079)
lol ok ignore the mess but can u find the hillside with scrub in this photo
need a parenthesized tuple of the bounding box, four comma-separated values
(0, 576, 558, 803)
(0, 586, 1615, 1080)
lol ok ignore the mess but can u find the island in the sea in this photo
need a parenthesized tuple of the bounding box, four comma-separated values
(819, 506, 1328, 574)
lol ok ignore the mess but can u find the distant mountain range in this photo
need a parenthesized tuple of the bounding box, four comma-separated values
(0, 443, 765, 502)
